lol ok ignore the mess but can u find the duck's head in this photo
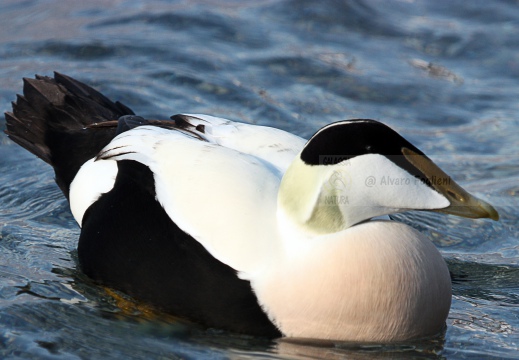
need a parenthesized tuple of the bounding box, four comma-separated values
(278, 119, 499, 235)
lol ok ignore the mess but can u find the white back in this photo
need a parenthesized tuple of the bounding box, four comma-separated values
(180, 114, 306, 172)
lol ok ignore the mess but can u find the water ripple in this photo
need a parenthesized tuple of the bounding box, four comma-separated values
(1, 0, 517, 359)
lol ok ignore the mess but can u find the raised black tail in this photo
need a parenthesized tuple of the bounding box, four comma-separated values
(4, 72, 135, 198)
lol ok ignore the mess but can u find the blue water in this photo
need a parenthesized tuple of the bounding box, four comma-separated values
(0, 0, 518, 358)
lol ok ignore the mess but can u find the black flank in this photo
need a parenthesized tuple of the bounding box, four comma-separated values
(79, 160, 281, 337)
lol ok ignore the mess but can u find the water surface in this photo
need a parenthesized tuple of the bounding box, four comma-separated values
(1, 1, 518, 359)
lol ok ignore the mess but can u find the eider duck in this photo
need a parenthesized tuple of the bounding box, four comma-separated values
(4, 73, 499, 342)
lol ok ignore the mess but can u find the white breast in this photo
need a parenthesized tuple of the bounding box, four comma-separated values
(250, 221, 452, 342)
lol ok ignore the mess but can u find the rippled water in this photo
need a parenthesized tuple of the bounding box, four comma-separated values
(0, 0, 518, 359)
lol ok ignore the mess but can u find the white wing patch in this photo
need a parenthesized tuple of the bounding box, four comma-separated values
(97, 125, 284, 275)
(69, 158, 117, 226)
